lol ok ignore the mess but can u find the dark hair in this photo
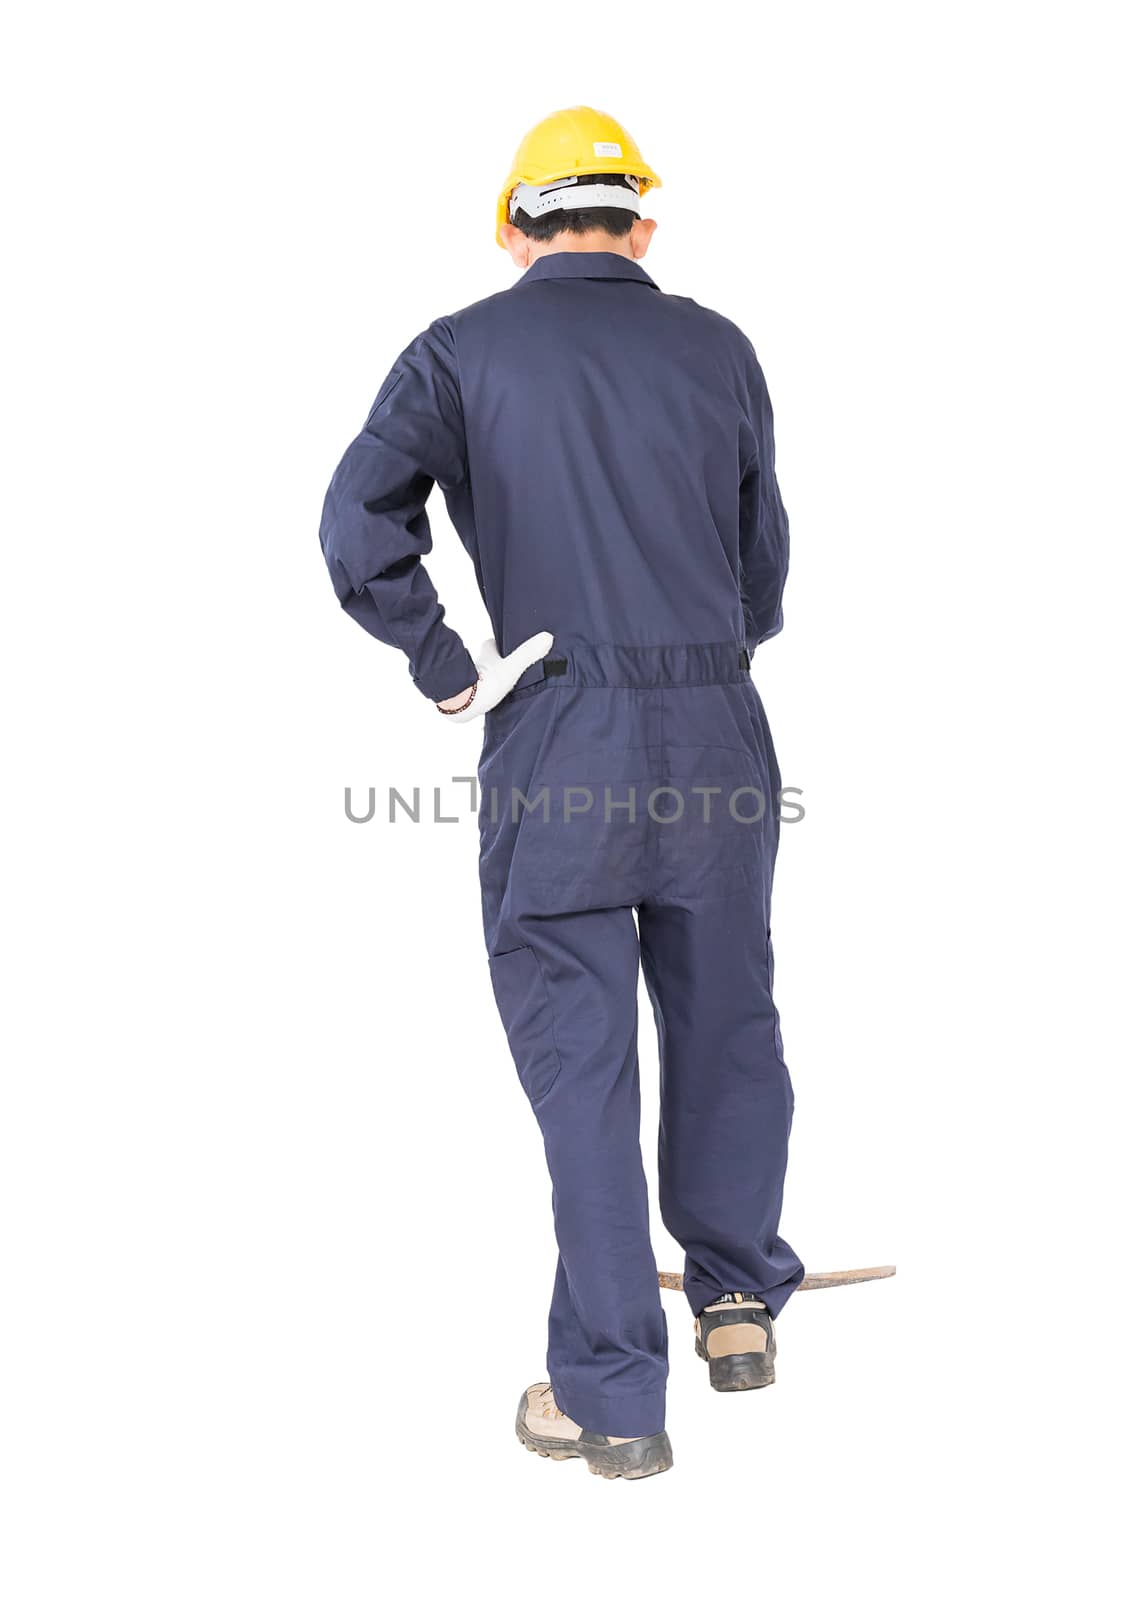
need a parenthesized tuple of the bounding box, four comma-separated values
(512, 173, 637, 241)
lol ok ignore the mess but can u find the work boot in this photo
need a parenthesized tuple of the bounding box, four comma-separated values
(695, 1292, 776, 1392)
(514, 1383, 673, 1479)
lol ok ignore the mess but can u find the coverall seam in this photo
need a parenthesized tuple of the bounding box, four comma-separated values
(503, 679, 750, 706)
(437, 316, 471, 486)
(491, 739, 764, 771)
(652, 686, 664, 881)
(526, 680, 747, 688)
(554, 1379, 668, 1399)
(526, 637, 750, 651)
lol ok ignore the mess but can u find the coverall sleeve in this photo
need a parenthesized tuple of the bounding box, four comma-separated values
(739, 349, 790, 651)
(319, 318, 478, 702)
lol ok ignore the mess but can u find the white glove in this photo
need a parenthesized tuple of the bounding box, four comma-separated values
(443, 632, 554, 724)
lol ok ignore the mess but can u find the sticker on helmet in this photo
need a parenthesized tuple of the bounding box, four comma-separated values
(593, 141, 622, 158)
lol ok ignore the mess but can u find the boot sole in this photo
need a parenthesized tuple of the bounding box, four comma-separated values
(695, 1340, 776, 1393)
(514, 1395, 673, 1479)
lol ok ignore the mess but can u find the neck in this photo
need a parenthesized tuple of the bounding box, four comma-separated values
(530, 232, 635, 260)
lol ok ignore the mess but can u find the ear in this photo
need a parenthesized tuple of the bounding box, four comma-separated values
(498, 223, 532, 267)
(630, 218, 658, 261)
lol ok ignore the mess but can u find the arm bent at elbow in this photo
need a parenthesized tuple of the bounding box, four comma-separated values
(318, 320, 477, 702)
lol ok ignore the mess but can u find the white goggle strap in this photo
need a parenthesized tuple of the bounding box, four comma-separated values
(509, 174, 642, 223)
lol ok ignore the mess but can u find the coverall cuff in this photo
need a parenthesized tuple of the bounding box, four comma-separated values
(683, 1263, 805, 1319)
(550, 1377, 667, 1441)
(413, 646, 478, 703)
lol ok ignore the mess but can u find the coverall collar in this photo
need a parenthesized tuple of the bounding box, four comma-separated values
(515, 251, 660, 291)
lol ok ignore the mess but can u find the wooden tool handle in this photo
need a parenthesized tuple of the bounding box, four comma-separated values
(657, 1265, 896, 1294)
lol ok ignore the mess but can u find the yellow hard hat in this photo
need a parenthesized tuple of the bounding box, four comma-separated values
(496, 106, 661, 247)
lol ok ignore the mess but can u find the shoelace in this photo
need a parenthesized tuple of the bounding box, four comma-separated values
(536, 1384, 565, 1422)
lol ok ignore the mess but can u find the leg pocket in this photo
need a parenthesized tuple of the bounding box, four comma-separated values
(766, 931, 786, 1065)
(488, 946, 563, 1107)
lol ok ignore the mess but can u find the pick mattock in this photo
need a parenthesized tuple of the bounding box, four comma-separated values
(657, 1265, 896, 1294)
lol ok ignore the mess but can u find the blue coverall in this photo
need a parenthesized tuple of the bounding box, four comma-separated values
(320, 252, 803, 1438)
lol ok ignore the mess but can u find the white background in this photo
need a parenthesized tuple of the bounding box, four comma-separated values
(3, 3, 1137, 1595)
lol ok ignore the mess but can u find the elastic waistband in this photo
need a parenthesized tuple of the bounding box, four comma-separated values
(507, 641, 752, 698)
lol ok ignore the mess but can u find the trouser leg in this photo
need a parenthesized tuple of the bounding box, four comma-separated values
(639, 886, 804, 1318)
(487, 906, 667, 1438)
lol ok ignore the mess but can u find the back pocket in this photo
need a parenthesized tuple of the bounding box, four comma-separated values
(488, 946, 562, 1107)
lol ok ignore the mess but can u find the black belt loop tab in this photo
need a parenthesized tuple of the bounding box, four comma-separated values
(738, 648, 749, 670)
(544, 657, 568, 678)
